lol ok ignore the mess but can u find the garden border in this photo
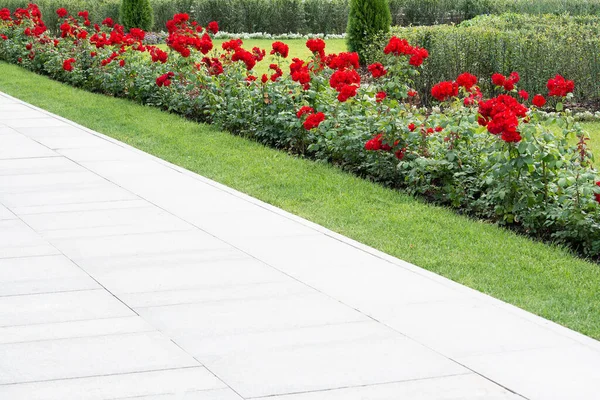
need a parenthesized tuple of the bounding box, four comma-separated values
(4, 88, 600, 349)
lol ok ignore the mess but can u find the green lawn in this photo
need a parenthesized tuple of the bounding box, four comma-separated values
(1, 62, 600, 340)
(158, 38, 347, 75)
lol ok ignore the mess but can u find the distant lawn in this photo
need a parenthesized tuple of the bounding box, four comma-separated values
(158, 38, 347, 75)
(1, 62, 600, 340)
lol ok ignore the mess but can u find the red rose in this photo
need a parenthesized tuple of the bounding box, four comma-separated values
(62, 58, 75, 72)
(375, 91, 387, 102)
(306, 38, 325, 59)
(119, 59, 125, 67)
(518, 90, 529, 100)
(0, 8, 11, 21)
(395, 147, 406, 160)
(547, 74, 574, 97)
(327, 52, 359, 70)
(296, 106, 315, 119)
(431, 81, 458, 102)
(384, 36, 428, 67)
(532, 94, 546, 108)
(491, 73, 506, 87)
(407, 89, 417, 97)
(456, 72, 477, 90)
(56, 8, 68, 18)
(303, 112, 326, 130)
(207, 21, 219, 34)
(408, 123, 416, 131)
(478, 94, 527, 143)
(261, 74, 268, 84)
(595, 181, 600, 203)
(367, 62, 387, 79)
(222, 39, 242, 51)
(270, 41, 289, 58)
(102, 17, 114, 27)
(156, 72, 175, 87)
(365, 134, 382, 151)
(337, 85, 358, 102)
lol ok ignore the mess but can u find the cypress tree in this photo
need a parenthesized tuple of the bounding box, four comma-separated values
(120, 0, 154, 31)
(346, 0, 392, 63)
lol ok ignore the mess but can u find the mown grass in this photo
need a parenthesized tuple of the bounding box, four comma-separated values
(1, 61, 599, 340)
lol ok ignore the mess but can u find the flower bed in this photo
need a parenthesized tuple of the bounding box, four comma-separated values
(1, 4, 600, 258)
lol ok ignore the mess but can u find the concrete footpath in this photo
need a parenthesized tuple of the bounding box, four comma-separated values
(0, 91, 599, 399)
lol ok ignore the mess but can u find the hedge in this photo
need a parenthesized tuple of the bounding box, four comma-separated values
(4, 0, 600, 34)
(364, 14, 600, 106)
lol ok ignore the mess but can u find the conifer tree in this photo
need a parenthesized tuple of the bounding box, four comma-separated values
(346, 0, 391, 63)
(120, 0, 154, 31)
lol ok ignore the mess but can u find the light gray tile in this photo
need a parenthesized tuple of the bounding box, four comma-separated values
(0, 219, 58, 258)
(0, 171, 105, 194)
(86, 255, 287, 296)
(0, 254, 98, 296)
(459, 345, 600, 400)
(137, 291, 367, 340)
(0, 110, 50, 120)
(10, 199, 148, 216)
(0, 289, 133, 327)
(121, 281, 308, 309)
(195, 321, 467, 398)
(4, 117, 70, 128)
(50, 230, 231, 261)
(17, 126, 108, 150)
(382, 300, 577, 358)
(0, 182, 138, 208)
(58, 144, 149, 162)
(0, 203, 15, 220)
(183, 208, 319, 240)
(0, 156, 80, 176)
(0, 316, 153, 344)
(264, 373, 521, 400)
(0, 367, 226, 400)
(0, 332, 199, 384)
(22, 206, 193, 239)
(114, 389, 244, 400)
(0, 135, 57, 159)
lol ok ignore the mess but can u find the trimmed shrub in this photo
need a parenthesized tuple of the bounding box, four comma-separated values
(347, 0, 391, 62)
(120, 0, 153, 31)
(365, 13, 600, 106)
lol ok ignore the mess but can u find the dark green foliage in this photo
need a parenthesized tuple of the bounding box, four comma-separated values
(346, 0, 391, 62)
(4, 0, 600, 34)
(120, 0, 153, 31)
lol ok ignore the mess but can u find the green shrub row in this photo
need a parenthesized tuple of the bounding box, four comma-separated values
(5, 0, 600, 34)
(364, 13, 600, 106)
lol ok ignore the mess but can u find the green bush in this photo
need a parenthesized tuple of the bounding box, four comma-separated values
(347, 0, 391, 62)
(120, 0, 153, 31)
(365, 13, 600, 106)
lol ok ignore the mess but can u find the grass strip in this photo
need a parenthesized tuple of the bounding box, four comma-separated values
(1, 61, 599, 339)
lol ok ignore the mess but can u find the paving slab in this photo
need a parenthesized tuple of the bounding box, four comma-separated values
(1, 91, 599, 399)
(0, 368, 233, 400)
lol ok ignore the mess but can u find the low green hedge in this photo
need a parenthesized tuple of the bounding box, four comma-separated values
(365, 14, 600, 106)
(4, 0, 600, 34)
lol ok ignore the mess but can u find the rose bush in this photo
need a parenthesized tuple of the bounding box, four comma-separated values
(1, 4, 600, 258)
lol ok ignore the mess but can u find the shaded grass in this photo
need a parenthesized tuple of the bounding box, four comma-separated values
(1, 61, 599, 339)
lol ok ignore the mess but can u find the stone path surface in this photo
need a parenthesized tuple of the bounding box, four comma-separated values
(0, 91, 599, 399)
